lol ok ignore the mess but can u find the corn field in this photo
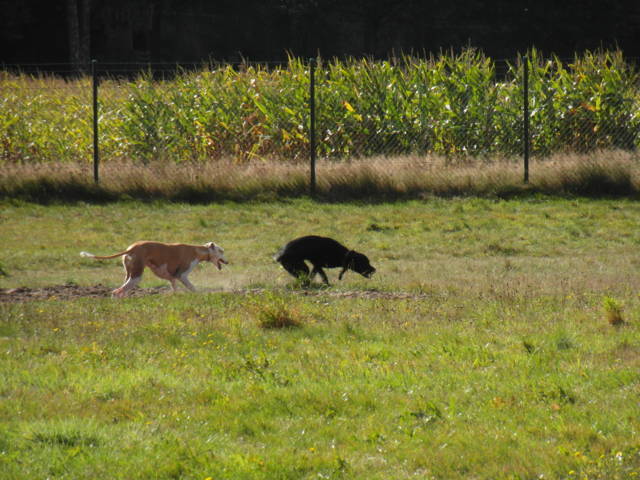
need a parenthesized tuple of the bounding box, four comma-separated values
(1, 49, 639, 166)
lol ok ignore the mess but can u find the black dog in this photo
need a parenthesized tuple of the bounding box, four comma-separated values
(275, 235, 375, 285)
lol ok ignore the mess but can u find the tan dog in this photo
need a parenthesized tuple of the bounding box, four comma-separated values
(80, 241, 227, 297)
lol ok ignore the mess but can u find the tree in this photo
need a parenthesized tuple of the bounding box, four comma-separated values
(67, 0, 91, 72)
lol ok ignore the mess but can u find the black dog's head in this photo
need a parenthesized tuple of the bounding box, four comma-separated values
(339, 250, 376, 280)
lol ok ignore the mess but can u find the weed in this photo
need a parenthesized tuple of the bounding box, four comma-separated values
(522, 340, 537, 354)
(31, 431, 100, 448)
(603, 295, 625, 326)
(555, 332, 575, 351)
(250, 293, 303, 329)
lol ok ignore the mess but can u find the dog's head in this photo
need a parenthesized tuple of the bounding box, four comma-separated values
(205, 242, 228, 270)
(340, 250, 376, 280)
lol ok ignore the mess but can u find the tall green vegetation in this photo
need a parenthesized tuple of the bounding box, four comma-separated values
(1, 49, 639, 164)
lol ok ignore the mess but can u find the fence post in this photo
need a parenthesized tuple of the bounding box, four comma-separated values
(309, 57, 317, 196)
(523, 54, 530, 184)
(91, 59, 100, 183)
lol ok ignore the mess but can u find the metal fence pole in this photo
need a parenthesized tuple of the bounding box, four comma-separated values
(523, 55, 530, 184)
(92, 59, 100, 183)
(309, 57, 317, 196)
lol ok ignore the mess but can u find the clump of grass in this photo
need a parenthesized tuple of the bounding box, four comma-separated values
(32, 430, 100, 447)
(26, 419, 103, 448)
(535, 151, 638, 196)
(250, 293, 303, 329)
(603, 295, 625, 326)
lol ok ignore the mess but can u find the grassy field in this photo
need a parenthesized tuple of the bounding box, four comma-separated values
(1, 197, 640, 479)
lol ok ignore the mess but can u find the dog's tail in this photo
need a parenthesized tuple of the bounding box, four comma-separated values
(273, 247, 285, 263)
(80, 250, 129, 260)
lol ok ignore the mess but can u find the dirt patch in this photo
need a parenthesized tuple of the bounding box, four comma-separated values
(0, 284, 166, 303)
(1, 284, 430, 303)
(243, 287, 430, 301)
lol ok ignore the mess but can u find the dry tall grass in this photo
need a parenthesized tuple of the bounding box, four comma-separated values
(1, 150, 638, 202)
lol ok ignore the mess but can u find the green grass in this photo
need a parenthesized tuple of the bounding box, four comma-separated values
(3, 196, 640, 293)
(1, 198, 640, 479)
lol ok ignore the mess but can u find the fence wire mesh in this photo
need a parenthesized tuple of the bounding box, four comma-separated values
(2, 52, 639, 196)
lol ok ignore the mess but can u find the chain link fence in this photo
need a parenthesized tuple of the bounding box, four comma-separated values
(2, 52, 639, 197)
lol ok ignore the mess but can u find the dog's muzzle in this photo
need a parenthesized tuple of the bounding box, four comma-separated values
(215, 258, 228, 270)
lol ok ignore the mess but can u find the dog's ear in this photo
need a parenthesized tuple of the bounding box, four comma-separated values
(205, 242, 216, 249)
(343, 250, 355, 267)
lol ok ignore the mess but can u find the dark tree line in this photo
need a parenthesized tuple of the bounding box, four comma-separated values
(2, 0, 639, 68)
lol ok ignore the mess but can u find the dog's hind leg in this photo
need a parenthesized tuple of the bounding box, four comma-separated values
(310, 265, 330, 285)
(113, 254, 143, 297)
(279, 258, 310, 283)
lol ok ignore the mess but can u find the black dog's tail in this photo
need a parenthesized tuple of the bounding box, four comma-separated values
(274, 247, 285, 263)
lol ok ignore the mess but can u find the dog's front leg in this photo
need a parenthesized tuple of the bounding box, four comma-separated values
(338, 266, 349, 280)
(178, 275, 196, 292)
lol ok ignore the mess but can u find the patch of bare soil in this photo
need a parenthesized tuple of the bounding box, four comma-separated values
(0, 283, 166, 303)
(241, 287, 430, 301)
(0, 284, 429, 303)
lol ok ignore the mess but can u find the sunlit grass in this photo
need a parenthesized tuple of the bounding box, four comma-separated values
(1, 198, 640, 478)
(1, 289, 639, 479)
(3, 196, 640, 295)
